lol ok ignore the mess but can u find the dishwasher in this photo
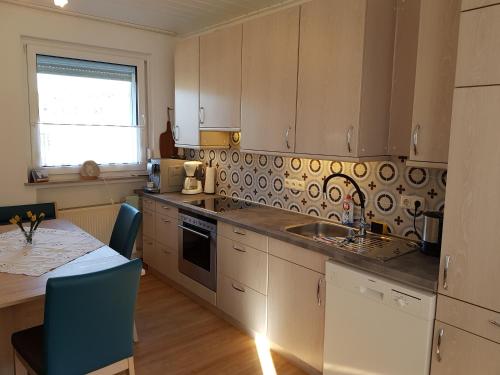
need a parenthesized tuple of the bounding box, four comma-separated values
(323, 261, 436, 375)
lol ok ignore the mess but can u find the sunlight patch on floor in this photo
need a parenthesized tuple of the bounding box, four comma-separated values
(255, 334, 277, 375)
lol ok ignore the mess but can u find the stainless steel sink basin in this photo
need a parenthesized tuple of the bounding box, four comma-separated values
(285, 221, 420, 262)
(286, 221, 355, 239)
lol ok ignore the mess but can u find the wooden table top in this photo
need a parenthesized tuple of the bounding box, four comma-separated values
(0, 219, 128, 309)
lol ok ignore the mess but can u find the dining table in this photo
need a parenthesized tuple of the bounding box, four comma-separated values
(0, 219, 129, 375)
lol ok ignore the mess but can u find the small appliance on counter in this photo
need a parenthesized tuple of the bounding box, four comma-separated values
(421, 210, 444, 257)
(146, 158, 185, 193)
(182, 161, 203, 195)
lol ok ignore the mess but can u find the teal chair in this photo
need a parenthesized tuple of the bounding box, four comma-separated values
(109, 203, 142, 260)
(11, 259, 142, 375)
(0, 203, 56, 225)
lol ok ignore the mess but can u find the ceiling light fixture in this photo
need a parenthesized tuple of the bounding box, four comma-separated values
(54, 0, 68, 8)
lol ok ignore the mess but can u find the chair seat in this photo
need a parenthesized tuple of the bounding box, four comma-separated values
(11, 325, 44, 374)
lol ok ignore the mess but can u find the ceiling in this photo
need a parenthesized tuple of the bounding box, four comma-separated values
(9, 0, 298, 35)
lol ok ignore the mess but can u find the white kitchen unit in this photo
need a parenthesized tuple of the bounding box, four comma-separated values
(295, 0, 395, 159)
(174, 37, 229, 149)
(217, 222, 268, 335)
(267, 238, 328, 372)
(324, 261, 436, 375)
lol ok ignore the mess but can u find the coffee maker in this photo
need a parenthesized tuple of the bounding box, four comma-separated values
(421, 211, 444, 257)
(181, 161, 203, 194)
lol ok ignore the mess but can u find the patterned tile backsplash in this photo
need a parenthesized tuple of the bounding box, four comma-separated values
(186, 136, 446, 239)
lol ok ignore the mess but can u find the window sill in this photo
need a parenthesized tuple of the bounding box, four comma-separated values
(24, 175, 147, 189)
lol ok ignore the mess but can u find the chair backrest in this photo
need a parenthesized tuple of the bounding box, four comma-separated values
(43, 258, 142, 375)
(0, 202, 56, 225)
(109, 203, 142, 259)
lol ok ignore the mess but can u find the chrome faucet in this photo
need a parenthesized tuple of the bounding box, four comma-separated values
(322, 173, 369, 237)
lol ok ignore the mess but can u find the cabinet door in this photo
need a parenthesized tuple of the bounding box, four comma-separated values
(142, 209, 155, 239)
(268, 255, 325, 371)
(295, 0, 365, 157)
(430, 322, 500, 375)
(410, 0, 460, 164)
(174, 37, 200, 147)
(439, 86, 500, 312)
(455, 5, 500, 86)
(200, 25, 242, 130)
(241, 7, 299, 153)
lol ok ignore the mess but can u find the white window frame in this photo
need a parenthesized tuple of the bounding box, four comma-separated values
(25, 40, 149, 174)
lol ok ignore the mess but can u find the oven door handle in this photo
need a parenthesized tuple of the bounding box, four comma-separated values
(177, 224, 210, 239)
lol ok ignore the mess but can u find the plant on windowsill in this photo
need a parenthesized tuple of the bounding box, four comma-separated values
(9, 212, 46, 245)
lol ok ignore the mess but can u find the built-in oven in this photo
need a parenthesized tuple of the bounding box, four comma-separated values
(178, 210, 217, 291)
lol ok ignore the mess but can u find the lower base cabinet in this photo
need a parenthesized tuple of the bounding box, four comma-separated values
(217, 274, 267, 334)
(143, 237, 180, 282)
(267, 255, 325, 372)
(430, 322, 500, 374)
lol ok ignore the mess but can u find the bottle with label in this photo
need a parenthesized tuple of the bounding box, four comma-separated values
(341, 194, 354, 225)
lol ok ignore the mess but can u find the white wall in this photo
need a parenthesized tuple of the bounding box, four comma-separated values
(0, 2, 176, 208)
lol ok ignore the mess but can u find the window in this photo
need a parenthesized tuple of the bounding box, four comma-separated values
(26, 43, 147, 172)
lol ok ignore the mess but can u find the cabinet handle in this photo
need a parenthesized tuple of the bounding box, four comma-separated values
(346, 126, 353, 153)
(161, 248, 172, 255)
(174, 126, 180, 141)
(489, 320, 500, 328)
(233, 228, 246, 236)
(285, 126, 291, 149)
(412, 124, 421, 155)
(233, 245, 246, 253)
(443, 255, 451, 290)
(163, 219, 171, 223)
(178, 224, 209, 239)
(436, 328, 444, 362)
(199, 107, 205, 124)
(317, 277, 323, 306)
(232, 284, 246, 293)
(161, 206, 170, 210)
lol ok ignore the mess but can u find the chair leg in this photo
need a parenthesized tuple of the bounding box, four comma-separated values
(127, 357, 135, 375)
(14, 351, 28, 375)
(133, 321, 139, 343)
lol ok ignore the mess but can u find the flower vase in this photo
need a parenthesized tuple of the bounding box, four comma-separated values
(24, 231, 33, 245)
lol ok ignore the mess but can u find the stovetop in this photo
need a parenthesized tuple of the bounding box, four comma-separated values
(184, 197, 261, 213)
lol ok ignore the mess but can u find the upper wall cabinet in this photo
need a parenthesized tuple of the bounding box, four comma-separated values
(408, 0, 460, 166)
(174, 37, 200, 147)
(388, 0, 421, 156)
(461, 0, 500, 10)
(200, 24, 242, 130)
(455, 5, 500, 86)
(295, 0, 396, 159)
(174, 37, 229, 149)
(240, 7, 300, 153)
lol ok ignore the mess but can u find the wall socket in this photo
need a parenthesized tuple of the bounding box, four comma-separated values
(400, 195, 425, 210)
(285, 178, 306, 192)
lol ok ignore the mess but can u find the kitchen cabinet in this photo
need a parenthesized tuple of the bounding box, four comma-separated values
(408, 0, 460, 165)
(200, 24, 242, 130)
(295, 0, 395, 159)
(267, 254, 325, 372)
(240, 7, 300, 153)
(388, 0, 421, 156)
(461, 0, 500, 10)
(142, 199, 180, 282)
(439, 86, 500, 312)
(217, 275, 267, 335)
(217, 225, 268, 335)
(430, 322, 500, 375)
(174, 37, 228, 148)
(455, 4, 500, 87)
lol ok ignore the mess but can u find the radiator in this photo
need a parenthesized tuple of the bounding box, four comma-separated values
(58, 204, 121, 244)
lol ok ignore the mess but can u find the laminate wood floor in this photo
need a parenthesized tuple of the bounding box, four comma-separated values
(134, 274, 307, 375)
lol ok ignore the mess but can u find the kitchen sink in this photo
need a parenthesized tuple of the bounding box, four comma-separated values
(285, 221, 420, 262)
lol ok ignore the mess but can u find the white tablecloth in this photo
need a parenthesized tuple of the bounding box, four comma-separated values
(0, 228, 104, 276)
